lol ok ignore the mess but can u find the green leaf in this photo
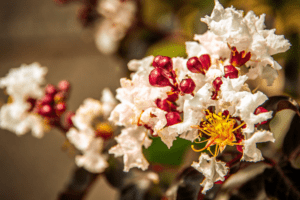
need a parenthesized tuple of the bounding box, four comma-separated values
(143, 137, 191, 166)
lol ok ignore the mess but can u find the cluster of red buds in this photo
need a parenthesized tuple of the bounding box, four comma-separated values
(148, 56, 199, 131)
(27, 80, 71, 126)
(186, 47, 251, 100)
(53, 0, 99, 27)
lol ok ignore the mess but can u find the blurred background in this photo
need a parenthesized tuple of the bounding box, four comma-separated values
(0, 0, 299, 199)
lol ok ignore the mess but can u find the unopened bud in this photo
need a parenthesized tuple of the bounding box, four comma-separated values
(41, 94, 54, 105)
(152, 55, 173, 71)
(166, 112, 182, 126)
(213, 77, 223, 91)
(45, 84, 58, 96)
(55, 102, 67, 115)
(199, 54, 211, 72)
(58, 80, 71, 92)
(149, 68, 172, 87)
(187, 57, 203, 74)
(40, 104, 54, 116)
(224, 65, 239, 79)
(179, 78, 196, 94)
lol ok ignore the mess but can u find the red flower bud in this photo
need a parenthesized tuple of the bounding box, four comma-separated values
(224, 65, 239, 79)
(155, 99, 177, 112)
(179, 78, 196, 94)
(58, 80, 71, 92)
(166, 92, 179, 102)
(45, 84, 58, 96)
(55, 102, 67, 115)
(40, 104, 54, 117)
(187, 57, 204, 74)
(152, 55, 173, 71)
(213, 77, 223, 91)
(54, 92, 67, 103)
(230, 46, 251, 67)
(64, 111, 75, 128)
(41, 94, 54, 105)
(199, 54, 211, 72)
(149, 68, 172, 87)
(166, 112, 182, 126)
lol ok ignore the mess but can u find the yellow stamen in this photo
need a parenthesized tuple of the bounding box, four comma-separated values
(191, 109, 245, 156)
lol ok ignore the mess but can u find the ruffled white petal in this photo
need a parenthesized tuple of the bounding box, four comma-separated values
(192, 153, 229, 194)
(109, 126, 151, 172)
(242, 130, 275, 162)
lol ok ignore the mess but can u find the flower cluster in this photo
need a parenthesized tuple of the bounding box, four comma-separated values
(108, 0, 289, 194)
(66, 88, 117, 173)
(0, 63, 72, 138)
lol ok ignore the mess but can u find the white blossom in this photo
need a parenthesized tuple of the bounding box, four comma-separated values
(0, 63, 48, 137)
(109, 126, 152, 172)
(200, 0, 290, 85)
(67, 89, 116, 173)
(192, 153, 229, 194)
(95, 0, 136, 54)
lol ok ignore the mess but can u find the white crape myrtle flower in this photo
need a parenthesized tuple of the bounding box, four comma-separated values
(0, 62, 47, 101)
(192, 153, 229, 194)
(0, 63, 48, 138)
(109, 126, 152, 172)
(95, 0, 136, 54)
(109, 56, 170, 129)
(200, 0, 291, 85)
(186, 31, 231, 61)
(66, 89, 116, 173)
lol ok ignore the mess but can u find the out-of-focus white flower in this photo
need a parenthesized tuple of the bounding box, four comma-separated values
(0, 63, 48, 138)
(66, 89, 116, 173)
(200, 0, 290, 85)
(192, 153, 229, 194)
(75, 137, 109, 173)
(101, 88, 118, 118)
(95, 0, 136, 54)
(109, 126, 152, 172)
(0, 63, 47, 102)
(0, 103, 46, 138)
(72, 98, 103, 131)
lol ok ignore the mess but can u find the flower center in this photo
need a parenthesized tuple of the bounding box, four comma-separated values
(192, 109, 245, 156)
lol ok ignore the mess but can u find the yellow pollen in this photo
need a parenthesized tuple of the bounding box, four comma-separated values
(191, 109, 245, 157)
